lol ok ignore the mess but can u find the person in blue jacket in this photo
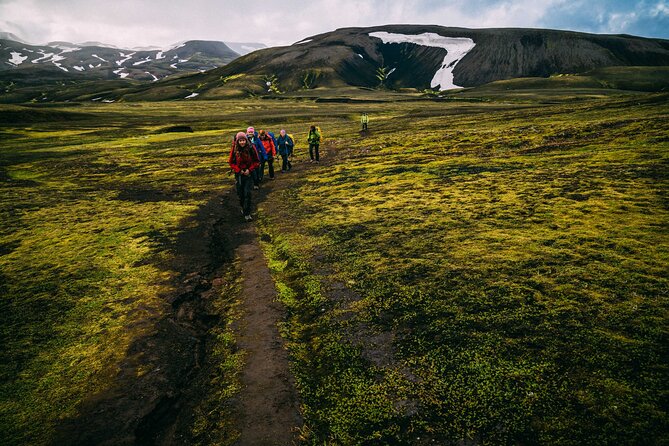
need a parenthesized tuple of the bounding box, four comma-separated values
(246, 126, 266, 189)
(276, 129, 294, 172)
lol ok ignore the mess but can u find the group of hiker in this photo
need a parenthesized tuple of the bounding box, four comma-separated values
(228, 125, 322, 221)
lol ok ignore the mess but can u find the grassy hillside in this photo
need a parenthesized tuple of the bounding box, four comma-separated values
(1, 65, 667, 104)
(256, 93, 669, 444)
(0, 90, 667, 444)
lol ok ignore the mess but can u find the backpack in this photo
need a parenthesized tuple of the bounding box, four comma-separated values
(308, 127, 322, 144)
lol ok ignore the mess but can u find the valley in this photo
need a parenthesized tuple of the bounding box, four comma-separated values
(1, 84, 667, 444)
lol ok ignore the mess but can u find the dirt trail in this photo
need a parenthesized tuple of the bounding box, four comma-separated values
(232, 221, 302, 445)
(53, 184, 302, 445)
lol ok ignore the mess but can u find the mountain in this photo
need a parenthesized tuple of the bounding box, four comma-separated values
(202, 25, 669, 92)
(2, 25, 669, 103)
(0, 32, 28, 43)
(224, 42, 267, 56)
(0, 38, 240, 82)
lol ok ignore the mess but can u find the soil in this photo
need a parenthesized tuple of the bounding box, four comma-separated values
(53, 171, 302, 444)
(232, 222, 302, 445)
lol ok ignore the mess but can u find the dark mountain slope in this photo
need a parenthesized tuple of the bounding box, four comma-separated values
(206, 25, 669, 91)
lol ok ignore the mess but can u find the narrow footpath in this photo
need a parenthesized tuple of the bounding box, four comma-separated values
(232, 208, 302, 446)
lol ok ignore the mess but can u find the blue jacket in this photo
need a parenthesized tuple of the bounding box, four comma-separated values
(247, 132, 266, 161)
(276, 134, 294, 156)
(267, 131, 279, 152)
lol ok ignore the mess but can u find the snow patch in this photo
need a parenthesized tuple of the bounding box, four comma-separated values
(22, 48, 35, 53)
(50, 54, 68, 71)
(357, 53, 364, 58)
(9, 52, 28, 65)
(116, 52, 135, 66)
(31, 51, 54, 63)
(145, 71, 158, 81)
(89, 64, 95, 68)
(369, 31, 476, 90)
(73, 65, 85, 71)
(92, 54, 107, 62)
(113, 68, 129, 79)
(102, 99, 115, 103)
(388, 67, 397, 76)
(184, 92, 199, 99)
(133, 57, 151, 66)
(57, 46, 80, 54)
(155, 51, 165, 60)
(170, 63, 178, 69)
(295, 39, 312, 45)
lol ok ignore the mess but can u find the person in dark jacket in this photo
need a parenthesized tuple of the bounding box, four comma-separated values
(229, 132, 260, 221)
(246, 126, 266, 189)
(276, 129, 294, 172)
(307, 125, 321, 163)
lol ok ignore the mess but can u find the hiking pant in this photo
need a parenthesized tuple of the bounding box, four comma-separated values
(267, 156, 275, 179)
(309, 143, 320, 161)
(254, 162, 264, 185)
(236, 173, 253, 216)
(281, 154, 292, 171)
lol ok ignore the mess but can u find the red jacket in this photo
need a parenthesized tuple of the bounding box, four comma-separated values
(229, 144, 260, 173)
(260, 137, 276, 158)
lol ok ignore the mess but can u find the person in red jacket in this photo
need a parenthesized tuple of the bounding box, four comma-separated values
(229, 131, 260, 221)
(259, 129, 277, 180)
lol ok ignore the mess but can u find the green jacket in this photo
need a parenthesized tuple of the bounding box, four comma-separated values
(308, 129, 321, 144)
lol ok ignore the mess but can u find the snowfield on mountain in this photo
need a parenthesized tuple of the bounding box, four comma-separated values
(369, 31, 476, 90)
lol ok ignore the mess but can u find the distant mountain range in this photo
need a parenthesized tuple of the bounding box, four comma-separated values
(210, 25, 669, 91)
(0, 33, 266, 82)
(1, 25, 668, 103)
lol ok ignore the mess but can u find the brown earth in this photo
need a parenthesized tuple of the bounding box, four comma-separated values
(53, 164, 303, 444)
(232, 222, 302, 445)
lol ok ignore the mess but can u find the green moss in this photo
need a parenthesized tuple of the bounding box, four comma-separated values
(257, 94, 669, 444)
(1, 94, 668, 444)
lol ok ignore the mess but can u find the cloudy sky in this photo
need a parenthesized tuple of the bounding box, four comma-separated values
(1, 0, 667, 48)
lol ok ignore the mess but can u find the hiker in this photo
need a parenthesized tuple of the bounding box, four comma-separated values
(259, 130, 277, 180)
(246, 126, 266, 189)
(307, 125, 321, 163)
(229, 132, 260, 221)
(276, 129, 294, 172)
(361, 113, 368, 131)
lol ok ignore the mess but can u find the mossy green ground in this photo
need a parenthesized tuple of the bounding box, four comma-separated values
(258, 93, 669, 444)
(1, 90, 668, 444)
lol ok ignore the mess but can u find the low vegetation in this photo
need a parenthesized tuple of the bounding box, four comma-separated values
(258, 91, 669, 444)
(0, 85, 667, 444)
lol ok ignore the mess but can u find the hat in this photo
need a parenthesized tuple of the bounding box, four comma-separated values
(246, 126, 255, 133)
(236, 131, 247, 141)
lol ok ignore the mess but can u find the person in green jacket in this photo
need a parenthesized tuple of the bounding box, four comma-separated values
(307, 125, 321, 163)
